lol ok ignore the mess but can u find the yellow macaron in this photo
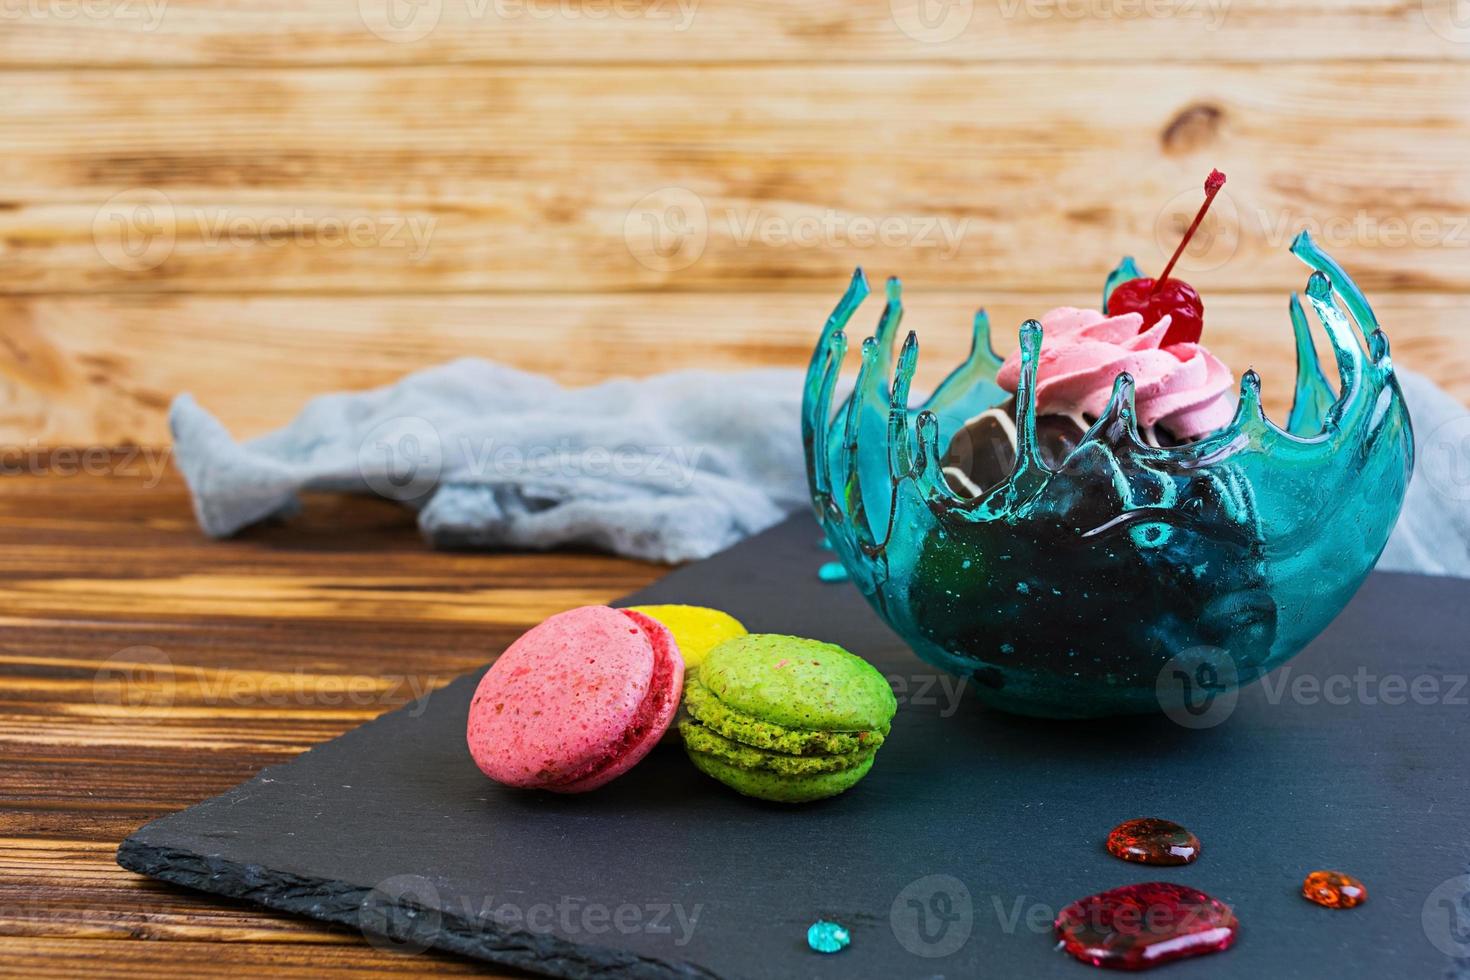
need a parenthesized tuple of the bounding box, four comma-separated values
(626, 604, 747, 670)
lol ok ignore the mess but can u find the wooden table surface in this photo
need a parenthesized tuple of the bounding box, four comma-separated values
(0, 457, 652, 976)
(3, 2, 1468, 975)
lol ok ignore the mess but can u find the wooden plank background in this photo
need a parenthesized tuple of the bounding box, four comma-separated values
(1, 5, 1468, 446)
(2, 0, 1468, 66)
(1, 4, 1467, 977)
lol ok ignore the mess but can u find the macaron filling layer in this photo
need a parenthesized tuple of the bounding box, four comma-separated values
(549, 609, 679, 792)
(679, 719, 876, 776)
(686, 746, 878, 804)
(683, 677, 887, 756)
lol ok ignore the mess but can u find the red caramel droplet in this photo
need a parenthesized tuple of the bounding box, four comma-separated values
(1106, 818, 1201, 866)
(1055, 882, 1238, 971)
(1302, 870, 1367, 909)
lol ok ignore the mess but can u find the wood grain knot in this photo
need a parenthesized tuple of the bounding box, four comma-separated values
(1161, 103, 1224, 156)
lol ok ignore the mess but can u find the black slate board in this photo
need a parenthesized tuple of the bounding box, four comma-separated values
(118, 514, 1470, 979)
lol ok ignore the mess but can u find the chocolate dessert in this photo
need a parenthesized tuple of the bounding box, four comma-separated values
(941, 398, 1196, 498)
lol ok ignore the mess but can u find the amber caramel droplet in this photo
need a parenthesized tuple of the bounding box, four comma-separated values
(1055, 882, 1237, 970)
(1106, 818, 1201, 866)
(1302, 870, 1367, 909)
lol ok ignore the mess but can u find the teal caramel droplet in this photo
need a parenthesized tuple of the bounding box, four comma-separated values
(817, 561, 849, 583)
(807, 920, 851, 953)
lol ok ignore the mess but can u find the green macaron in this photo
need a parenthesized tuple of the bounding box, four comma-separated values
(680, 633, 896, 803)
(686, 746, 878, 804)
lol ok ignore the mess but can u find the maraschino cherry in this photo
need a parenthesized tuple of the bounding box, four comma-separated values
(1106, 169, 1226, 348)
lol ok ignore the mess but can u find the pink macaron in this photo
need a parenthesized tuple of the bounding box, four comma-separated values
(466, 605, 684, 793)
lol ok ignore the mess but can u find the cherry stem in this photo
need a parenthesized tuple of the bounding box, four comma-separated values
(1150, 169, 1227, 296)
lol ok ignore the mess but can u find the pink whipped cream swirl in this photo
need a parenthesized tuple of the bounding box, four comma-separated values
(995, 307, 1235, 440)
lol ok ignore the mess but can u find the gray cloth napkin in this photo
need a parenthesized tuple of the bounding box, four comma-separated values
(170, 359, 807, 563)
(1376, 370, 1470, 578)
(171, 360, 1469, 576)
